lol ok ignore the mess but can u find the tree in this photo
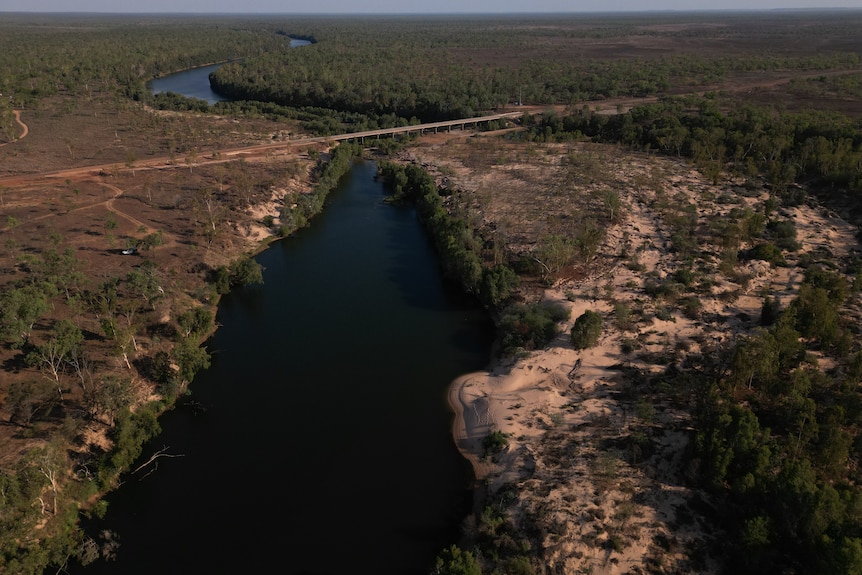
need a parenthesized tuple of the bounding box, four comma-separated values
(229, 256, 264, 287)
(532, 234, 575, 280)
(727, 330, 779, 392)
(25, 441, 68, 517)
(6, 379, 59, 426)
(193, 187, 223, 243)
(571, 310, 603, 350)
(500, 302, 568, 353)
(480, 264, 519, 308)
(177, 306, 213, 338)
(126, 262, 164, 310)
(138, 230, 163, 253)
(0, 286, 49, 346)
(86, 375, 134, 426)
(171, 337, 211, 386)
(793, 284, 842, 348)
(25, 319, 83, 393)
(101, 316, 137, 371)
(432, 545, 482, 575)
(760, 295, 781, 326)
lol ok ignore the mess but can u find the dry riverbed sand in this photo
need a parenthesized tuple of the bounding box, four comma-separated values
(423, 136, 862, 573)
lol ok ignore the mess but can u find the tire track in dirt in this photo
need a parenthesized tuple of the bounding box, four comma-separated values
(0, 179, 164, 243)
(98, 182, 151, 232)
(13, 111, 28, 140)
(0, 110, 28, 149)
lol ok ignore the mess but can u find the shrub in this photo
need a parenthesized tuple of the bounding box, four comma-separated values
(679, 296, 703, 320)
(571, 310, 603, 349)
(433, 545, 482, 575)
(614, 302, 634, 331)
(481, 264, 520, 308)
(673, 268, 695, 288)
(483, 430, 510, 456)
(760, 295, 781, 326)
(745, 243, 786, 267)
(767, 219, 800, 251)
(499, 302, 568, 354)
(505, 556, 535, 575)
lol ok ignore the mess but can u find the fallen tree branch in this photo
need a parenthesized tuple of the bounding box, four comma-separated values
(132, 446, 185, 477)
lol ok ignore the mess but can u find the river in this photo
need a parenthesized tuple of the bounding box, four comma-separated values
(72, 160, 494, 574)
(148, 38, 311, 105)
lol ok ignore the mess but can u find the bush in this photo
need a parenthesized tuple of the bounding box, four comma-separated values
(433, 545, 482, 575)
(481, 265, 520, 308)
(767, 219, 800, 251)
(760, 295, 781, 326)
(673, 267, 696, 287)
(745, 243, 786, 267)
(229, 256, 264, 287)
(571, 310, 603, 349)
(614, 302, 634, 331)
(483, 430, 510, 456)
(499, 302, 568, 353)
(679, 296, 703, 320)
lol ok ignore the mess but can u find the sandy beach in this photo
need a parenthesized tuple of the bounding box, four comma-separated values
(440, 150, 862, 572)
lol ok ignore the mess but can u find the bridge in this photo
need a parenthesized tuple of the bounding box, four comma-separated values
(296, 111, 525, 145)
(0, 110, 528, 186)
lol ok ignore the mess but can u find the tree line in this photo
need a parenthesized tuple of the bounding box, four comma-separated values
(0, 230, 263, 572)
(518, 85, 862, 575)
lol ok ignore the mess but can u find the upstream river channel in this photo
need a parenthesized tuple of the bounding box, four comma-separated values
(73, 157, 495, 572)
(147, 38, 311, 104)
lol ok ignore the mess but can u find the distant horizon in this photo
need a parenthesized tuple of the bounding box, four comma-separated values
(2, 0, 861, 15)
(3, 6, 862, 12)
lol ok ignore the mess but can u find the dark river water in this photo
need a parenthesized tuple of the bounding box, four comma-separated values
(72, 161, 494, 574)
(148, 62, 229, 104)
(148, 38, 311, 104)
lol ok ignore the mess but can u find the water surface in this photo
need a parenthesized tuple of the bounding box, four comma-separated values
(74, 161, 493, 575)
(148, 38, 311, 104)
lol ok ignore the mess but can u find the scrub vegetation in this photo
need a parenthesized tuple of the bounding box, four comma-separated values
(1, 10, 862, 575)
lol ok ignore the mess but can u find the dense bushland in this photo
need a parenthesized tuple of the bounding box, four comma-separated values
(206, 14, 862, 128)
(526, 94, 862, 213)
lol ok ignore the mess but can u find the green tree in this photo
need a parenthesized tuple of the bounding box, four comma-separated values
(500, 302, 568, 353)
(432, 545, 481, 575)
(0, 286, 49, 346)
(793, 284, 842, 348)
(126, 261, 163, 310)
(480, 264, 519, 308)
(229, 256, 264, 287)
(570, 310, 603, 350)
(86, 375, 134, 426)
(760, 295, 781, 326)
(138, 230, 163, 252)
(171, 337, 211, 386)
(6, 379, 59, 426)
(532, 234, 575, 280)
(177, 306, 213, 338)
(25, 319, 83, 389)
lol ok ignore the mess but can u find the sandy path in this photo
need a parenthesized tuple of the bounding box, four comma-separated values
(0, 110, 28, 149)
(0, 179, 170, 244)
(99, 182, 152, 232)
(13, 110, 28, 140)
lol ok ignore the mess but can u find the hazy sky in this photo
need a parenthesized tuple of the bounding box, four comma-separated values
(2, 0, 861, 13)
